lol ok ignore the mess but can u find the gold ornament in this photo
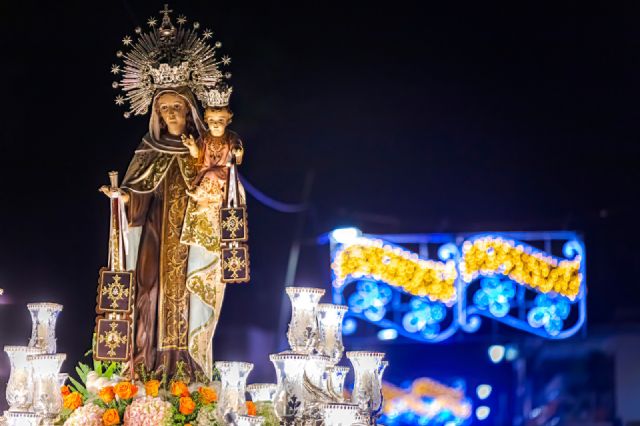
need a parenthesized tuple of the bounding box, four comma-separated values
(101, 274, 130, 310)
(98, 322, 129, 358)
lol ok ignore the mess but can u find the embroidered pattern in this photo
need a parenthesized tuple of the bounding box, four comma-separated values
(158, 163, 190, 350)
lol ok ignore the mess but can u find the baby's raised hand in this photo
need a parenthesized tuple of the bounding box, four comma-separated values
(181, 134, 199, 158)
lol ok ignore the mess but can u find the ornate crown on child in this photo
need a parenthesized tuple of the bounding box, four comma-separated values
(201, 85, 233, 108)
(111, 4, 232, 118)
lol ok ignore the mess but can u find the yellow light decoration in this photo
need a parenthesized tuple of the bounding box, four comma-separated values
(332, 240, 457, 303)
(460, 237, 582, 300)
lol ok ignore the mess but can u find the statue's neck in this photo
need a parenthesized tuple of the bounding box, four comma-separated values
(167, 128, 185, 137)
(209, 132, 226, 139)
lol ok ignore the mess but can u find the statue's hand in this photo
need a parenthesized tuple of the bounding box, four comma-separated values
(181, 134, 199, 158)
(99, 185, 130, 203)
(232, 144, 244, 164)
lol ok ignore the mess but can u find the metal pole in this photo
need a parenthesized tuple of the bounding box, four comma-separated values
(276, 170, 315, 351)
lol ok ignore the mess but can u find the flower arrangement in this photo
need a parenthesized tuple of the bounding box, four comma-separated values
(195, 404, 219, 426)
(56, 360, 223, 426)
(255, 401, 278, 426)
(63, 403, 105, 426)
(123, 396, 173, 426)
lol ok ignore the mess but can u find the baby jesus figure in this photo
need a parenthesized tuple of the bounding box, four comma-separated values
(178, 103, 246, 371)
(182, 105, 244, 207)
(180, 104, 245, 253)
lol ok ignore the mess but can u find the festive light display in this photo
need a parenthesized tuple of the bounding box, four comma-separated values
(381, 378, 472, 424)
(527, 294, 571, 336)
(460, 236, 582, 300)
(332, 240, 458, 303)
(329, 229, 586, 342)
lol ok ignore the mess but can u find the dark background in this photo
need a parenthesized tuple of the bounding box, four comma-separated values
(0, 0, 638, 412)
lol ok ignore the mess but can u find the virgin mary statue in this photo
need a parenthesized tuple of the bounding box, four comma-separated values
(108, 87, 226, 380)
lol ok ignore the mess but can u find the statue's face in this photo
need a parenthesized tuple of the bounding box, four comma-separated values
(204, 108, 232, 137)
(157, 92, 188, 135)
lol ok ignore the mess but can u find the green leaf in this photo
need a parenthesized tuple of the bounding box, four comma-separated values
(75, 362, 91, 385)
(74, 368, 87, 387)
(94, 360, 103, 376)
(69, 376, 89, 398)
(104, 362, 118, 379)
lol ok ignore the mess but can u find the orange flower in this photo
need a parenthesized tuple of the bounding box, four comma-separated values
(99, 386, 116, 404)
(60, 385, 71, 397)
(179, 396, 196, 415)
(102, 408, 120, 426)
(171, 381, 190, 398)
(63, 392, 83, 411)
(145, 380, 161, 398)
(246, 401, 257, 416)
(114, 381, 138, 400)
(198, 386, 217, 404)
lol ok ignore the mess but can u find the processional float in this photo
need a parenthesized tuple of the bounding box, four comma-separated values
(2, 5, 386, 426)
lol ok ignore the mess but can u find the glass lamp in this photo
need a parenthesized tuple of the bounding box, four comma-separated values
(27, 303, 62, 354)
(285, 287, 325, 354)
(4, 346, 44, 411)
(215, 361, 253, 421)
(29, 354, 66, 421)
(346, 351, 385, 417)
(316, 304, 348, 365)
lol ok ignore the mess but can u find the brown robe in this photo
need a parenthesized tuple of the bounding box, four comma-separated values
(122, 133, 202, 378)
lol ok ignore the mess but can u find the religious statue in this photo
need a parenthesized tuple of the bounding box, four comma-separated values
(97, 6, 246, 381)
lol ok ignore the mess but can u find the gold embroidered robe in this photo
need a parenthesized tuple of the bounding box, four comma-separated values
(122, 134, 202, 378)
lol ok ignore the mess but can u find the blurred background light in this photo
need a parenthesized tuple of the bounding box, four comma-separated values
(488, 345, 505, 363)
(342, 317, 357, 335)
(476, 384, 492, 400)
(330, 227, 361, 245)
(476, 406, 491, 420)
(378, 328, 398, 341)
(505, 345, 519, 361)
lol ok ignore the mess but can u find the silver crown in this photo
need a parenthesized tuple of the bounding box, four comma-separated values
(111, 4, 232, 117)
(149, 62, 192, 87)
(201, 86, 233, 108)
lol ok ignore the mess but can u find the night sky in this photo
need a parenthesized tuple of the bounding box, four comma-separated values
(0, 0, 638, 407)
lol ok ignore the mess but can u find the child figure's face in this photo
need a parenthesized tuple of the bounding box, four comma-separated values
(204, 108, 232, 137)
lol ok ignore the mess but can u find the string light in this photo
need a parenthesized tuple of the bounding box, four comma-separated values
(460, 237, 582, 300)
(333, 240, 457, 303)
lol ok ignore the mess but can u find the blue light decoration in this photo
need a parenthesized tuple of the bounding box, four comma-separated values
(402, 298, 448, 339)
(504, 345, 519, 361)
(527, 294, 571, 336)
(348, 280, 393, 322)
(342, 317, 357, 335)
(378, 328, 399, 341)
(472, 277, 515, 318)
(327, 228, 586, 342)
